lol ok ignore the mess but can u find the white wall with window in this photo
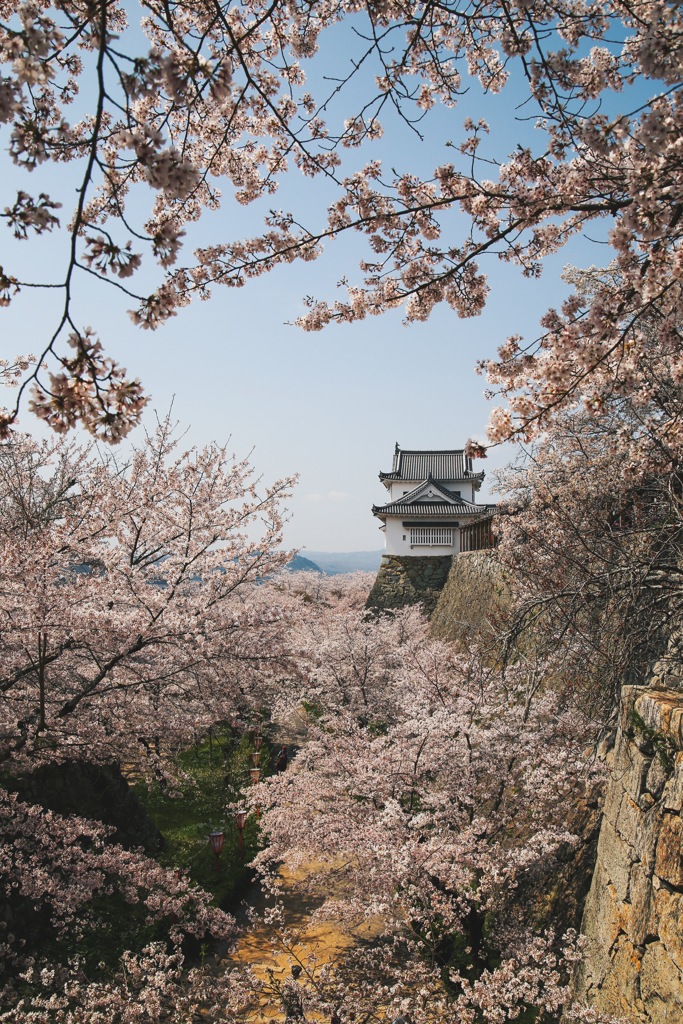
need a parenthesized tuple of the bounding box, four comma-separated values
(384, 517, 460, 555)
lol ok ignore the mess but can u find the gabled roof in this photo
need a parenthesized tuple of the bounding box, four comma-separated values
(373, 500, 497, 518)
(400, 475, 463, 505)
(373, 475, 495, 519)
(379, 445, 485, 485)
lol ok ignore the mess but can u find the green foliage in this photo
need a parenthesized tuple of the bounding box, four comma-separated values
(136, 727, 272, 908)
(301, 699, 323, 722)
(628, 710, 676, 771)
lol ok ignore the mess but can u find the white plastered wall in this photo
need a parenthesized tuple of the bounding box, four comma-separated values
(383, 517, 461, 556)
(387, 480, 476, 502)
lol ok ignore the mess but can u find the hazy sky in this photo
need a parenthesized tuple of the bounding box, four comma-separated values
(0, 18, 611, 552)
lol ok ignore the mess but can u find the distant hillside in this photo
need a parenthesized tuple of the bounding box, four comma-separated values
(303, 550, 383, 575)
(287, 554, 323, 573)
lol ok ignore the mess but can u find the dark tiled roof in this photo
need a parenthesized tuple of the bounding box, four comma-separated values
(373, 477, 483, 516)
(372, 503, 468, 517)
(385, 476, 460, 505)
(379, 447, 484, 483)
(373, 496, 496, 518)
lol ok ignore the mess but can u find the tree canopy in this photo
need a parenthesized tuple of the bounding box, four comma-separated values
(0, 0, 680, 457)
(1, 6, 681, 1017)
(0, 421, 294, 772)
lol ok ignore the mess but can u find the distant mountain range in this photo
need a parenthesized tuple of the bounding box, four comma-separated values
(287, 554, 325, 573)
(295, 550, 383, 575)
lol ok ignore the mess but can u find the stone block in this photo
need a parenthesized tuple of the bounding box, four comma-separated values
(612, 726, 639, 774)
(635, 691, 683, 749)
(646, 756, 670, 800)
(671, 707, 683, 750)
(655, 813, 683, 888)
(620, 745, 652, 804)
(366, 555, 452, 616)
(582, 841, 631, 949)
(640, 940, 683, 1024)
(592, 935, 645, 1021)
(635, 692, 668, 733)
(655, 887, 683, 974)
(597, 818, 635, 902)
(664, 754, 683, 813)
(634, 801, 663, 871)
(621, 686, 648, 729)
(602, 774, 624, 828)
(578, 689, 683, 1024)
(629, 860, 656, 947)
(616, 793, 642, 845)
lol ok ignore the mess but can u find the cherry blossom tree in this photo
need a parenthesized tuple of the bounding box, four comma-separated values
(491, 410, 683, 723)
(487, 257, 683, 721)
(0, 790, 234, 974)
(237, 575, 607, 1023)
(287, 572, 423, 720)
(0, 503, 625, 1022)
(0, 419, 295, 773)
(0, 419, 298, 1017)
(0, 0, 679, 452)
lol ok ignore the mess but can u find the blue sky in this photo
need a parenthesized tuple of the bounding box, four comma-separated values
(0, 14, 616, 552)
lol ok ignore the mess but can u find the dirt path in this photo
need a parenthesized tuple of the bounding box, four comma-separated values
(218, 711, 384, 1021)
(223, 857, 383, 1021)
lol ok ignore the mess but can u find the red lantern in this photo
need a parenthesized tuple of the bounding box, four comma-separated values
(251, 751, 260, 766)
(235, 808, 248, 850)
(250, 767, 261, 784)
(208, 831, 224, 856)
(208, 830, 224, 873)
(254, 735, 263, 750)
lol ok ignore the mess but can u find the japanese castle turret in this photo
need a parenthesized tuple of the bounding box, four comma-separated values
(372, 444, 496, 557)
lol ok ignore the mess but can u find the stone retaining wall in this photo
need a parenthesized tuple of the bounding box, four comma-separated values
(574, 687, 683, 1022)
(13, 761, 164, 853)
(430, 550, 508, 642)
(365, 554, 453, 616)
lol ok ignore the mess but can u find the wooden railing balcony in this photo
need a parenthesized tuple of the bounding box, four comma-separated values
(460, 515, 497, 553)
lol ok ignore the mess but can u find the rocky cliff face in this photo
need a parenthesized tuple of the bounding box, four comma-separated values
(575, 687, 683, 1022)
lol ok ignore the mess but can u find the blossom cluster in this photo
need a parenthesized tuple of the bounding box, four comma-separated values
(0, 0, 679, 445)
(0, 422, 295, 774)
(238, 574, 609, 1022)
